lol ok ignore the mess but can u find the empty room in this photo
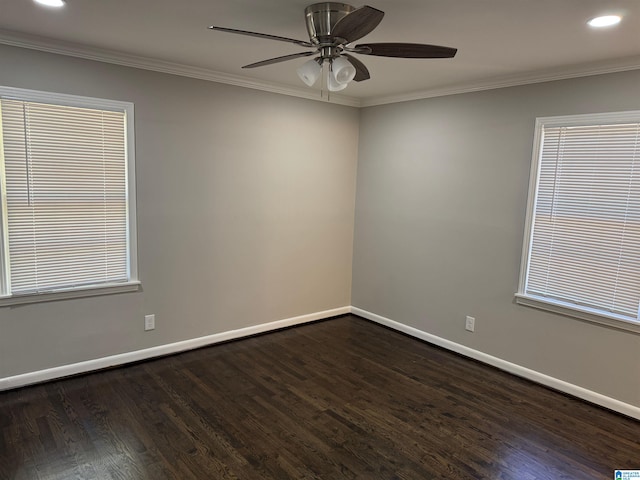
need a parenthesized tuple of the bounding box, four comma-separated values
(1, 0, 640, 478)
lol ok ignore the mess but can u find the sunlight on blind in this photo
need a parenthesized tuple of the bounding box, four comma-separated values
(526, 122, 640, 318)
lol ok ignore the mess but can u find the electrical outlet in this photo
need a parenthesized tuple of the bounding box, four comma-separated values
(465, 315, 475, 332)
(144, 314, 155, 331)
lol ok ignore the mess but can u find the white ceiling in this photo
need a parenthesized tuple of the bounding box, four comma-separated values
(1, 0, 639, 106)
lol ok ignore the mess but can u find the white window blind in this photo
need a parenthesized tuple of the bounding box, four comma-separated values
(0, 96, 131, 296)
(520, 114, 640, 324)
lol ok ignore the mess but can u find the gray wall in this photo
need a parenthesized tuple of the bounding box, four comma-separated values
(0, 44, 359, 378)
(353, 70, 640, 407)
(2, 41, 639, 410)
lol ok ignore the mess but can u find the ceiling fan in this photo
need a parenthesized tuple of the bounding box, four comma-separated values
(209, 2, 457, 92)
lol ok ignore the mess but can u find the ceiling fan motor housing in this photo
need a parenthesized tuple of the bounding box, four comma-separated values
(305, 2, 355, 45)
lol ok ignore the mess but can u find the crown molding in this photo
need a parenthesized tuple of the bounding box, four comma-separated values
(360, 56, 640, 107)
(0, 29, 362, 108)
(1, 28, 639, 110)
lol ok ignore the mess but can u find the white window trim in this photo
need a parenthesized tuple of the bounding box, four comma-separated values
(0, 281, 141, 306)
(515, 294, 640, 334)
(0, 86, 139, 305)
(516, 110, 640, 334)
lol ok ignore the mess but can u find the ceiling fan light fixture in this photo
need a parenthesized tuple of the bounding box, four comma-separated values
(33, 0, 66, 7)
(297, 58, 322, 86)
(328, 70, 349, 92)
(331, 57, 357, 84)
(587, 15, 621, 27)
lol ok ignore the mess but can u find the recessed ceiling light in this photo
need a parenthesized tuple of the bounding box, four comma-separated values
(34, 0, 66, 7)
(587, 15, 622, 27)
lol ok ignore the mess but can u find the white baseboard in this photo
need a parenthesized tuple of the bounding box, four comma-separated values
(0, 306, 350, 391)
(351, 307, 640, 421)
(4, 304, 639, 421)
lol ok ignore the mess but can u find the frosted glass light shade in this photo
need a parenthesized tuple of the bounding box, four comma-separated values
(332, 57, 356, 84)
(297, 59, 322, 86)
(328, 70, 348, 92)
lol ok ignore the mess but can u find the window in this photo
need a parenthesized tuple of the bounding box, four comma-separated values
(517, 111, 640, 332)
(0, 86, 138, 305)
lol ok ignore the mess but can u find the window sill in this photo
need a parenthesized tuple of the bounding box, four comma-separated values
(515, 293, 640, 334)
(0, 281, 141, 307)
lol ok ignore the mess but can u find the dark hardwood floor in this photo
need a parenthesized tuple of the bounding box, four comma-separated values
(1, 315, 639, 479)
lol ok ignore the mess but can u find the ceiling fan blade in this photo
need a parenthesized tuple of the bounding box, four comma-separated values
(208, 26, 313, 48)
(331, 6, 384, 43)
(242, 51, 315, 69)
(355, 43, 457, 58)
(342, 54, 370, 82)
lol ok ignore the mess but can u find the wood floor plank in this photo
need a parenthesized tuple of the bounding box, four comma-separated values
(1, 315, 639, 479)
